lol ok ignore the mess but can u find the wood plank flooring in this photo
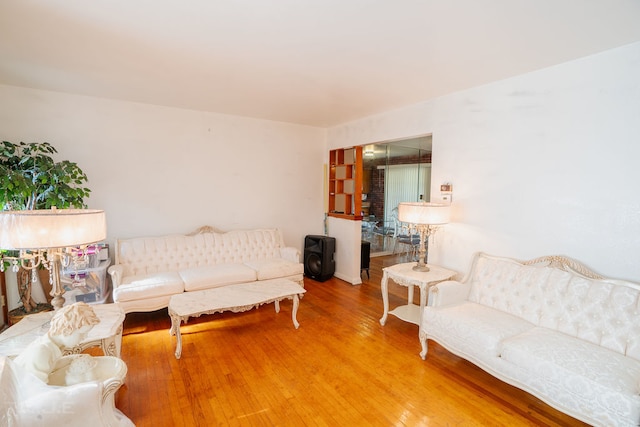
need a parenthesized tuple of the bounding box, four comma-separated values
(114, 255, 588, 426)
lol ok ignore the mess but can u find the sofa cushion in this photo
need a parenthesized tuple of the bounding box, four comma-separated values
(114, 272, 185, 302)
(244, 258, 304, 281)
(424, 302, 534, 358)
(500, 327, 640, 424)
(179, 264, 257, 292)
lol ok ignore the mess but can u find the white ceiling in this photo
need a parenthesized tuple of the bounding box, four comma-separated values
(2, 1, 640, 128)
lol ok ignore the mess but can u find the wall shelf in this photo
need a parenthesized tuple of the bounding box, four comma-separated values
(328, 147, 363, 220)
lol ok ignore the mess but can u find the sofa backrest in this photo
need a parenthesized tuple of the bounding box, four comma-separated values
(115, 229, 286, 277)
(465, 253, 640, 360)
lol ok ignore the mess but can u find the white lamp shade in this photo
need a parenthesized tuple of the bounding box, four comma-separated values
(398, 202, 450, 225)
(0, 209, 106, 249)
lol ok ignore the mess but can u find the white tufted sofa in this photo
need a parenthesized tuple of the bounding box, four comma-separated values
(420, 252, 640, 427)
(108, 228, 303, 314)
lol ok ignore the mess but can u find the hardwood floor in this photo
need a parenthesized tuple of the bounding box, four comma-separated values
(114, 254, 588, 426)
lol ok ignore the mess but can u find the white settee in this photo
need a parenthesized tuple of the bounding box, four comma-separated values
(108, 227, 304, 313)
(420, 252, 640, 427)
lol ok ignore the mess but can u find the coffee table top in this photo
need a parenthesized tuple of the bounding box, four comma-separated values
(0, 303, 125, 358)
(169, 278, 306, 318)
(382, 262, 457, 289)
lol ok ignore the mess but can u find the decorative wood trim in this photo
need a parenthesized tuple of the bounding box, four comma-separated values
(522, 255, 604, 279)
(187, 225, 225, 235)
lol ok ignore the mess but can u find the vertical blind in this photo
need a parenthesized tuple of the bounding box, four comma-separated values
(383, 164, 431, 225)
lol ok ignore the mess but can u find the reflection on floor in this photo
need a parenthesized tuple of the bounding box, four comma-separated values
(362, 232, 387, 254)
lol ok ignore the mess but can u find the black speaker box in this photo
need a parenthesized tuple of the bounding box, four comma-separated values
(304, 235, 336, 282)
(360, 240, 370, 279)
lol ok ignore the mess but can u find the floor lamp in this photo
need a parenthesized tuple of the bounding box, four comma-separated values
(0, 209, 106, 310)
(398, 202, 450, 272)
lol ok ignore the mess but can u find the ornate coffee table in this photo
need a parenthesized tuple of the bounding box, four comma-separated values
(0, 303, 125, 358)
(168, 278, 306, 359)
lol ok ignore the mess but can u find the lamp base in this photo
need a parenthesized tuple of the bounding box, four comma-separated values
(413, 242, 429, 272)
(51, 295, 65, 310)
(412, 263, 430, 272)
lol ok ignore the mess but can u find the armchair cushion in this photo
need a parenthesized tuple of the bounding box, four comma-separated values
(20, 379, 105, 427)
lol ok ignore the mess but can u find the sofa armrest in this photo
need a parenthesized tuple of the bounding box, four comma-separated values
(428, 280, 471, 307)
(107, 265, 124, 288)
(279, 246, 300, 263)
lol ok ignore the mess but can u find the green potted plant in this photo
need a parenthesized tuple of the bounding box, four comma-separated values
(0, 141, 91, 321)
(0, 141, 90, 210)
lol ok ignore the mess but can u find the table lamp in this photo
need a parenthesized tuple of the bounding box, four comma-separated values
(0, 208, 106, 310)
(398, 202, 450, 272)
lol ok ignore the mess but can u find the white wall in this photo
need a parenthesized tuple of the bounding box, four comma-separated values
(329, 41, 640, 282)
(2, 41, 639, 292)
(326, 216, 362, 285)
(0, 85, 327, 257)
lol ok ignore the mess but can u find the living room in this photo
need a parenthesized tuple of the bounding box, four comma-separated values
(1, 2, 639, 426)
(0, 3, 638, 285)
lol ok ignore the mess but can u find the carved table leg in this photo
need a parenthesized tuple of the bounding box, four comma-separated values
(419, 330, 429, 360)
(275, 300, 281, 313)
(169, 312, 184, 359)
(379, 270, 389, 325)
(418, 285, 427, 338)
(292, 294, 300, 329)
(101, 324, 123, 357)
(101, 336, 117, 357)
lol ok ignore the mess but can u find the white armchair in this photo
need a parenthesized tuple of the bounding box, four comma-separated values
(0, 355, 133, 427)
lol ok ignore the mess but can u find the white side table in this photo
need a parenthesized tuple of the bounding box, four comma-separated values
(379, 262, 456, 335)
(0, 303, 125, 358)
